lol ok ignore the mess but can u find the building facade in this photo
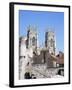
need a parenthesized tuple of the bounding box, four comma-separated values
(19, 26, 64, 79)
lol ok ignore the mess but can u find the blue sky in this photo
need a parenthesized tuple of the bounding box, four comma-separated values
(19, 10, 64, 52)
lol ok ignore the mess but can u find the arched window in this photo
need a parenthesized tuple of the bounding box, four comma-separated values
(32, 37, 36, 46)
(51, 39, 53, 47)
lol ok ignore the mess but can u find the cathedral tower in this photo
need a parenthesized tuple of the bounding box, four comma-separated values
(45, 31, 56, 55)
(27, 26, 37, 51)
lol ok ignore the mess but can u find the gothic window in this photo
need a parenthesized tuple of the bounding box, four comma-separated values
(32, 37, 36, 46)
(51, 39, 53, 47)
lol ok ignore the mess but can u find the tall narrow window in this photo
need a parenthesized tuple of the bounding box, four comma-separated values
(51, 39, 53, 47)
(32, 37, 36, 46)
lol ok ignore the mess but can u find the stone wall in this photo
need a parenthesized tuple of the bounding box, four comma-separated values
(31, 64, 63, 78)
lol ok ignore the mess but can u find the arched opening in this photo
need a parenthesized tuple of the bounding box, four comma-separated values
(32, 37, 36, 46)
(24, 72, 31, 79)
(51, 38, 53, 47)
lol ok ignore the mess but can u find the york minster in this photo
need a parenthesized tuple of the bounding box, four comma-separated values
(19, 26, 64, 79)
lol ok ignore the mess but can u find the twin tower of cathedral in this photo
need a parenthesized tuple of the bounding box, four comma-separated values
(26, 26, 56, 55)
